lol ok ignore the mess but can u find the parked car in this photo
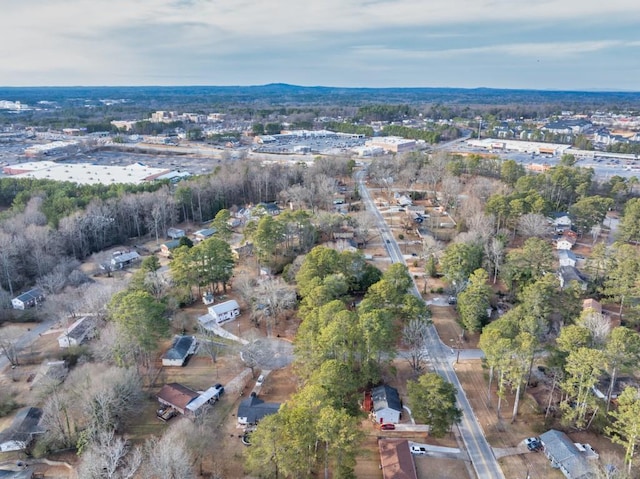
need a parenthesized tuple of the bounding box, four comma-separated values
(525, 437, 542, 452)
(380, 423, 395, 430)
(410, 445, 427, 455)
(256, 375, 265, 386)
(214, 383, 225, 397)
(447, 296, 457, 305)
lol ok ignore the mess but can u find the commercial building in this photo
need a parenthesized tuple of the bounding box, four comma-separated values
(366, 137, 416, 153)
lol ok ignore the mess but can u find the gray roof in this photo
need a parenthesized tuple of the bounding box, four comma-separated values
(540, 429, 595, 479)
(14, 288, 44, 303)
(372, 385, 402, 413)
(237, 394, 281, 424)
(558, 250, 577, 260)
(59, 316, 95, 342)
(195, 227, 217, 238)
(0, 407, 44, 447)
(112, 251, 140, 264)
(558, 266, 587, 286)
(163, 336, 196, 361)
(162, 239, 181, 249)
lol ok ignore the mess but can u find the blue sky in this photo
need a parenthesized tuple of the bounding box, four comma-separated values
(2, 0, 640, 90)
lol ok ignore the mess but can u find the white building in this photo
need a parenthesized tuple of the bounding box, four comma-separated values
(207, 300, 240, 324)
(57, 316, 95, 348)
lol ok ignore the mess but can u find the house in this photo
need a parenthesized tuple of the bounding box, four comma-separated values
(255, 202, 281, 216)
(556, 233, 577, 250)
(167, 227, 185, 239)
(185, 384, 225, 416)
(371, 385, 403, 424)
(0, 407, 44, 452)
(57, 316, 95, 348)
(237, 393, 281, 426)
(378, 439, 418, 479)
(582, 299, 602, 315)
(162, 336, 197, 367)
(558, 250, 578, 268)
(207, 300, 240, 324)
(558, 266, 588, 291)
(539, 429, 596, 479)
(395, 194, 413, 207)
(549, 212, 573, 232)
(11, 288, 44, 310)
(111, 251, 141, 269)
(160, 239, 182, 257)
(194, 228, 217, 242)
(156, 383, 199, 415)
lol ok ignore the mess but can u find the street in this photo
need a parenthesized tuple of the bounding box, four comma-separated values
(356, 169, 505, 479)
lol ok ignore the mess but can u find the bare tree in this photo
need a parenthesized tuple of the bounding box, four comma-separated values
(485, 237, 505, 284)
(517, 213, 550, 238)
(352, 211, 378, 246)
(140, 426, 196, 479)
(402, 319, 431, 374)
(440, 174, 462, 211)
(77, 429, 142, 479)
(0, 325, 23, 366)
(251, 278, 297, 337)
(579, 310, 611, 347)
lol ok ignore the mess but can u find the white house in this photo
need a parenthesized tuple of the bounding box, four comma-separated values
(162, 336, 198, 367)
(111, 251, 141, 269)
(371, 385, 402, 424)
(558, 250, 577, 268)
(556, 234, 577, 251)
(549, 212, 573, 232)
(57, 316, 95, 348)
(11, 288, 45, 310)
(207, 300, 240, 324)
(0, 407, 44, 452)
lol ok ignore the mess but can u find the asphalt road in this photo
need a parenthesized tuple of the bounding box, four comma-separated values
(357, 169, 505, 479)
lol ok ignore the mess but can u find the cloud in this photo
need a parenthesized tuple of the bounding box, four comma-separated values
(1, 0, 640, 86)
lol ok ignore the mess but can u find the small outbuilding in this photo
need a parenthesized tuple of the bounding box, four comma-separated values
(207, 300, 240, 324)
(0, 407, 44, 452)
(372, 385, 403, 425)
(11, 288, 45, 310)
(162, 335, 198, 367)
(167, 227, 186, 239)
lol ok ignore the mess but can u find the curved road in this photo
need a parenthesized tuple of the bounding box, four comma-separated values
(357, 170, 504, 479)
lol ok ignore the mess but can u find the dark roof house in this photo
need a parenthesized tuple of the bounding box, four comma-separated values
(162, 336, 197, 367)
(557, 266, 588, 291)
(372, 385, 403, 424)
(11, 288, 45, 310)
(0, 407, 45, 452)
(237, 393, 281, 426)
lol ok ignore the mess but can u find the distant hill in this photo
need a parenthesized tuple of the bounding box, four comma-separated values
(1, 84, 639, 108)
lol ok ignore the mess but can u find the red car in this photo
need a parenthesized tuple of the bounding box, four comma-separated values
(380, 423, 396, 430)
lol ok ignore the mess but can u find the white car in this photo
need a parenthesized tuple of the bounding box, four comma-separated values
(410, 445, 427, 455)
(256, 375, 265, 386)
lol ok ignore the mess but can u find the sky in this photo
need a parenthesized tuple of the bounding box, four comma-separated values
(1, 0, 640, 90)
